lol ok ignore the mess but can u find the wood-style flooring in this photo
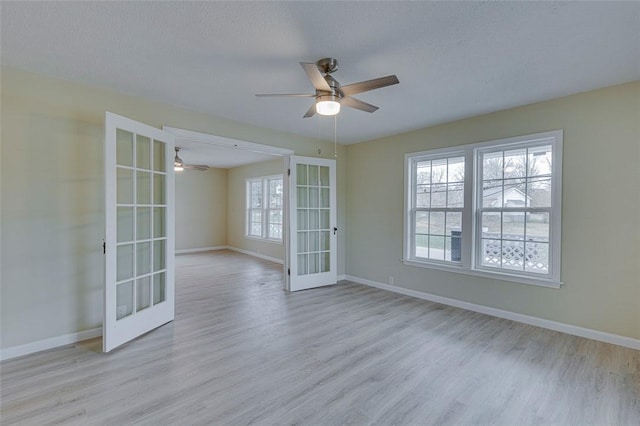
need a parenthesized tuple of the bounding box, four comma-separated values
(1, 250, 639, 425)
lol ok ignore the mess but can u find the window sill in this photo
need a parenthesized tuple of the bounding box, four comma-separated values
(245, 236, 283, 245)
(401, 259, 563, 289)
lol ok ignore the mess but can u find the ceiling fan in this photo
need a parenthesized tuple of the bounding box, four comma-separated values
(173, 147, 209, 171)
(256, 58, 399, 118)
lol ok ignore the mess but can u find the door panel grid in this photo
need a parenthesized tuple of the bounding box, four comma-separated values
(115, 129, 167, 320)
(296, 163, 331, 275)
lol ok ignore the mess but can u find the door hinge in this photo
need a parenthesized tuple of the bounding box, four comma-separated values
(102, 241, 106, 254)
(288, 268, 290, 276)
(287, 168, 291, 176)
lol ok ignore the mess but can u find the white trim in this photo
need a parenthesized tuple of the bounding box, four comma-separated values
(227, 246, 284, 264)
(401, 258, 563, 288)
(345, 275, 640, 351)
(175, 246, 229, 255)
(1, 328, 102, 361)
(162, 126, 294, 157)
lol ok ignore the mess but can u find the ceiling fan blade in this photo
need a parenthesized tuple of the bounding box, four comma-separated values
(300, 62, 331, 92)
(183, 164, 209, 171)
(340, 75, 399, 96)
(303, 101, 317, 118)
(255, 93, 316, 97)
(341, 96, 379, 113)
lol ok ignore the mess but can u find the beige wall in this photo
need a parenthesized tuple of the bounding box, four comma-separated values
(227, 159, 285, 261)
(0, 67, 346, 350)
(345, 81, 640, 340)
(175, 167, 228, 251)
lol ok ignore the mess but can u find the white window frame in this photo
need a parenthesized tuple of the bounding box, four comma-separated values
(246, 175, 283, 243)
(403, 130, 563, 288)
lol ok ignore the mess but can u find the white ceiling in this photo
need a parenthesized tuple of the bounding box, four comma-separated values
(2, 1, 639, 149)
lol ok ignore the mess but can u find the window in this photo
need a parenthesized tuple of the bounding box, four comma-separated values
(247, 175, 283, 242)
(404, 130, 562, 287)
(409, 154, 465, 262)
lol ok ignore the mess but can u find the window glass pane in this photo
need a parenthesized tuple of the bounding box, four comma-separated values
(117, 207, 134, 243)
(309, 187, 319, 208)
(320, 209, 330, 229)
(415, 211, 429, 234)
(527, 177, 551, 207)
(117, 244, 134, 281)
(137, 241, 151, 276)
(482, 151, 503, 181)
(431, 159, 447, 184)
(416, 185, 430, 208)
(137, 171, 151, 204)
(297, 209, 308, 230)
(429, 211, 444, 236)
(527, 145, 552, 177)
(320, 251, 330, 272)
(447, 183, 464, 208)
(309, 231, 319, 252)
(445, 212, 462, 236)
(297, 254, 308, 275)
(449, 233, 462, 262)
(320, 231, 330, 250)
(309, 210, 319, 230)
(447, 157, 465, 183)
(502, 241, 525, 271)
(429, 236, 445, 260)
(296, 164, 307, 185)
(116, 129, 134, 167)
(154, 174, 165, 205)
(320, 188, 330, 208)
(116, 281, 134, 320)
(481, 212, 501, 239)
(153, 140, 165, 172)
(308, 253, 319, 274)
(297, 187, 308, 208)
(319, 166, 330, 186)
(297, 232, 308, 253)
(526, 213, 550, 242)
(481, 239, 502, 268)
(504, 148, 527, 178)
(153, 240, 165, 272)
(154, 207, 166, 238)
(117, 168, 134, 205)
(153, 272, 166, 304)
(308, 165, 319, 186)
(482, 180, 502, 208)
(502, 178, 526, 208)
(431, 184, 447, 207)
(525, 242, 549, 274)
(137, 207, 151, 240)
(269, 179, 283, 208)
(416, 161, 431, 184)
(136, 135, 151, 170)
(415, 234, 428, 258)
(136, 277, 151, 312)
(503, 212, 524, 241)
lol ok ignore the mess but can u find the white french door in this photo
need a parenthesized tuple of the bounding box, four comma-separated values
(287, 156, 337, 291)
(104, 112, 175, 352)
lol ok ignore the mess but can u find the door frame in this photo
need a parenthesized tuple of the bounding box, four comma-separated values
(162, 127, 295, 288)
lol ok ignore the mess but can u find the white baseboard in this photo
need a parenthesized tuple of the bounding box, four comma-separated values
(227, 246, 284, 265)
(175, 246, 229, 255)
(1, 327, 102, 361)
(345, 275, 640, 351)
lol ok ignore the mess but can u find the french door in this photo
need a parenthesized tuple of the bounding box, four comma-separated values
(287, 156, 337, 291)
(104, 112, 175, 352)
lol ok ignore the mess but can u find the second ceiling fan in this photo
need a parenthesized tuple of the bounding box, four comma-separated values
(256, 58, 399, 118)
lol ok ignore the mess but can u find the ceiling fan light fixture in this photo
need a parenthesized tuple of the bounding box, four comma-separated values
(316, 95, 341, 116)
(174, 148, 184, 171)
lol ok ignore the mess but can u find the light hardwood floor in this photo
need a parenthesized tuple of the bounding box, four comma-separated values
(1, 250, 639, 425)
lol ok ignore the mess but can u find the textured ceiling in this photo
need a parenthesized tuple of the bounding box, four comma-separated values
(2, 1, 639, 146)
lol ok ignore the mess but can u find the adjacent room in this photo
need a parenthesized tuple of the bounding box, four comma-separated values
(1, 1, 639, 425)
